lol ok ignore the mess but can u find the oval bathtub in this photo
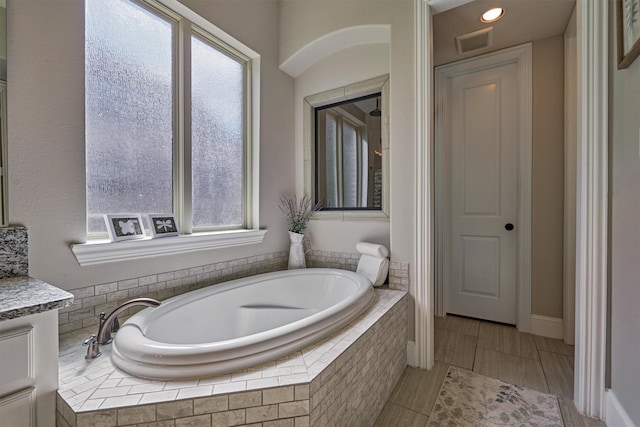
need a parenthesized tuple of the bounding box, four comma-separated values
(111, 268, 373, 380)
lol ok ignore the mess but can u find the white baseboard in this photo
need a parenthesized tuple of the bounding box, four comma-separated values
(407, 340, 417, 367)
(530, 315, 564, 339)
(606, 389, 638, 427)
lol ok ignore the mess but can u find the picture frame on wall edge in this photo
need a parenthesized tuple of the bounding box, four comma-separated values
(617, 0, 640, 69)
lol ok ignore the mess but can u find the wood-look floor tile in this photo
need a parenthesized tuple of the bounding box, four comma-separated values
(373, 401, 428, 427)
(473, 347, 549, 394)
(539, 350, 574, 399)
(557, 396, 606, 427)
(389, 363, 449, 416)
(434, 328, 477, 369)
(434, 314, 480, 336)
(534, 335, 575, 356)
(477, 321, 539, 360)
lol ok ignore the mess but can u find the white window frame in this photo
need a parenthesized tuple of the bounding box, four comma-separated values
(72, 0, 264, 266)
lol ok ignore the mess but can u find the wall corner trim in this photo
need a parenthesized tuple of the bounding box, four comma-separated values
(605, 390, 638, 427)
(530, 315, 564, 340)
(573, 0, 608, 418)
(414, 0, 435, 370)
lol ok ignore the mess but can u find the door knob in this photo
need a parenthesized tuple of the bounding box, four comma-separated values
(505, 223, 514, 231)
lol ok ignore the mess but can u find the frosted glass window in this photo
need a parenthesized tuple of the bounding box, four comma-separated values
(85, 0, 174, 234)
(85, 0, 256, 238)
(191, 36, 245, 228)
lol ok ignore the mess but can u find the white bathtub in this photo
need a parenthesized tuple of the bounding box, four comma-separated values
(111, 268, 373, 380)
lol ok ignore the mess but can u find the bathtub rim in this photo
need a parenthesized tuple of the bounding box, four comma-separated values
(111, 268, 374, 380)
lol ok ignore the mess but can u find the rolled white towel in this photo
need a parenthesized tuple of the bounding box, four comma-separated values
(356, 242, 389, 258)
(356, 254, 390, 287)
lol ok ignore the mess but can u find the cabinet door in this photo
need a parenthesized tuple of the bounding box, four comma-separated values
(0, 326, 34, 397)
(0, 388, 36, 427)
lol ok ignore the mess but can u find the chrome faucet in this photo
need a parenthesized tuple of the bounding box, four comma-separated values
(83, 297, 161, 359)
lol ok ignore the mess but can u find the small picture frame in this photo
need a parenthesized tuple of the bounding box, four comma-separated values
(617, 0, 640, 69)
(104, 214, 146, 242)
(147, 214, 180, 238)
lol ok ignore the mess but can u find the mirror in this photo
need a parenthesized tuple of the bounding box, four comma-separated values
(315, 93, 382, 209)
(304, 75, 389, 219)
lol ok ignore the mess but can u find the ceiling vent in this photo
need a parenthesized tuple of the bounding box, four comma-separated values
(455, 27, 493, 55)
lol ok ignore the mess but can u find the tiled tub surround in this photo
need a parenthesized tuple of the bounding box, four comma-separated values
(56, 289, 407, 427)
(0, 226, 28, 278)
(306, 250, 409, 292)
(60, 249, 409, 336)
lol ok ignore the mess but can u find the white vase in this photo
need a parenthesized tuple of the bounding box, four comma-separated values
(288, 231, 306, 269)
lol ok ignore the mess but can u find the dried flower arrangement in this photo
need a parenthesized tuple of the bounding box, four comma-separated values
(278, 195, 322, 234)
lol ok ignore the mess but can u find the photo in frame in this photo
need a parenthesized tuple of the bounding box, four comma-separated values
(147, 214, 180, 238)
(104, 214, 146, 242)
(618, 0, 640, 69)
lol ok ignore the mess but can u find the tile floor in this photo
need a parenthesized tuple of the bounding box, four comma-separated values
(374, 315, 606, 427)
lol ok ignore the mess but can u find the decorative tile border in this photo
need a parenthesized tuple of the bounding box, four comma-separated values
(56, 289, 407, 427)
(0, 226, 28, 278)
(59, 251, 288, 335)
(389, 262, 409, 292)
(306, 250, 359, 272)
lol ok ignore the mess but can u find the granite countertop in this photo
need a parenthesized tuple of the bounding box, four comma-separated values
(0, 276, 74, 321)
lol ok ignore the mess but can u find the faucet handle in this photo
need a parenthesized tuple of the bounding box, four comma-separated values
(83, 334, 101, 359)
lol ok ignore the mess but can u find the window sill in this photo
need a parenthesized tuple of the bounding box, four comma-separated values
(311, 210, 390, 222)
(71, 229, 268, 266)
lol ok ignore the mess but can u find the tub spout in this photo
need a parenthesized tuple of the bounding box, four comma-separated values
(97, 298, 161, 344)
(84, 298, 161, 359)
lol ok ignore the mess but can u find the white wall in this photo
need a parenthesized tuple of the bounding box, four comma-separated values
(610, 6, 640, 423)
(6, 0, 295, 291)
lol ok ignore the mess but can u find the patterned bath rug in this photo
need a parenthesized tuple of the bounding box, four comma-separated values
(427, 366, 563, 426)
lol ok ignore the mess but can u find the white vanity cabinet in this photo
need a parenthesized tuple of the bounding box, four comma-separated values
(0, 277, 73, 427)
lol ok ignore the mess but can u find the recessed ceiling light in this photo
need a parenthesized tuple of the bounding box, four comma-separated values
(481, 7, 504, 23)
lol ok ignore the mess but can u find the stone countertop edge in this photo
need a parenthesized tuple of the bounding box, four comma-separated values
(0, 275, 74, 321)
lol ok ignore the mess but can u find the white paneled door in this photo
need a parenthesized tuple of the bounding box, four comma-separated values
(446, 61, 518, 325)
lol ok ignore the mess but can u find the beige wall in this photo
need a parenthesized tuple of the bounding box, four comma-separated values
(531, 35, 565, 318)
(610, 4, 640, 423)
(563, 8, 577, 345)
(7, 0, 295, 291)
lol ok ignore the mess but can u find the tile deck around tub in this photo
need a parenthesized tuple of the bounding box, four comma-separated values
(57, 288, 406, 417)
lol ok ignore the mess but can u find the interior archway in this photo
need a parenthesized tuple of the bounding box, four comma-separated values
(279, 24, 390, 78)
